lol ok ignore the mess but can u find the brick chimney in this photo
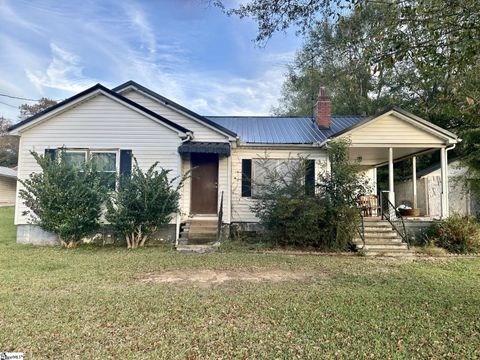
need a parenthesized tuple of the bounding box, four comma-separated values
(315, 87, 331, 129)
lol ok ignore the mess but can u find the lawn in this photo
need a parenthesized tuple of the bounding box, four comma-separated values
(0, 207, 479, 359)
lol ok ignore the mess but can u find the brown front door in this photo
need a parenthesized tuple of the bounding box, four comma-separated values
(190, 153, 218, 214)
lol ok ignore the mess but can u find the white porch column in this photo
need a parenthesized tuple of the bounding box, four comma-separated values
(412, 156, 417, 209)
(388, 147, 395, 205)
(440, 147, 449, 218)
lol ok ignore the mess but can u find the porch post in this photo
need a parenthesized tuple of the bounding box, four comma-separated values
(412, 156, 417, 209)
(440, 147, 448, 218)
(388, 147, 395, 205)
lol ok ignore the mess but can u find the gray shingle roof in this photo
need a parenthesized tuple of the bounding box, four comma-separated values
(205, 115, 367, 144)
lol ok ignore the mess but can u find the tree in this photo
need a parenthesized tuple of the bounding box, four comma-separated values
(269, 1, 480, 191)
(19, 151, 107, 248)
(0, 117, 19, 167)
(272, 4, 397, 116)
(19, 98, 57, 120)
(218, 0, 480, 74)
(106, 159, 185, 249)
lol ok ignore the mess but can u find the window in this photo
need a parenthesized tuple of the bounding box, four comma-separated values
(62, 149, 118, 191)
(92, 152, 117, 190)
(63, 151, 87, 170)
(251, 159, 300, 197)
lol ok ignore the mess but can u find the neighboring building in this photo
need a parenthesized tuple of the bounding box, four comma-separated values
(8, 81, 460, 245)
(395, 160, 478, 218)
(0, 166, 17, 206)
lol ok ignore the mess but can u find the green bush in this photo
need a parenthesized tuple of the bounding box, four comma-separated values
(19, 151, 107, 248)
(251, 139, 369, 250)
(106, 159, 185, 249)
(426, 214, 480, 254)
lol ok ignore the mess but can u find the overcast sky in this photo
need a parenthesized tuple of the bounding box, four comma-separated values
(0, 0, 301, 121)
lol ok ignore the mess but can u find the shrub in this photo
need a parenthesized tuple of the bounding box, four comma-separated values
(251, 139, 370, 250)
(426, 214, 480, 254)
(19, 151, 107, 248)
(106, 159, 185, 249)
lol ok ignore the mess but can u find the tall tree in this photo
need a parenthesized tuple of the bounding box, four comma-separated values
(272, 4, 396, 116)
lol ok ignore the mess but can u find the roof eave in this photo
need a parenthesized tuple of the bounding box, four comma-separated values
(113, 81, 238, 139)
(8, 83, 191, 135)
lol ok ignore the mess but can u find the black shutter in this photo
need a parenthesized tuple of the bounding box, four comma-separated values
(241, 159, 252, 197)
(119, 149, 132, 179)
(305, 159, 315, 196)
(44, 148, 57, 161)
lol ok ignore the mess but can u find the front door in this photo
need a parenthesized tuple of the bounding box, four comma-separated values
(190, 153, 218, 214)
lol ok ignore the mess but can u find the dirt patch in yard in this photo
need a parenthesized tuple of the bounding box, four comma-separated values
(139, 269, 313, 286)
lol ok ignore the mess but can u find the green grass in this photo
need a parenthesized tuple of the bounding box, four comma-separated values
(0, 206, 479, 359)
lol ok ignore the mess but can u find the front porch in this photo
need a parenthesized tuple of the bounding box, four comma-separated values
(342, 108, 460, 220)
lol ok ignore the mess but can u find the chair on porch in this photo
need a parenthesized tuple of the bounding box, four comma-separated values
(357, 194, 380, 217)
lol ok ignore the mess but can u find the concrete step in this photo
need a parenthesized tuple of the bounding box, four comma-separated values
(176, 244, 217, 254)
(363, 222, 391, 226)
(354, 238, 403, 245)
(365, 251, 414, 257)
(363, 226, 394, 232)
(364, 243, 408, 250)
(182, 238, 216, 245)
(364, 233, 399, 240)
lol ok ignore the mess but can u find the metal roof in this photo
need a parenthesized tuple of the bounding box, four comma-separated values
(206, 115, 367, 144)
(0, 166, 17, 179)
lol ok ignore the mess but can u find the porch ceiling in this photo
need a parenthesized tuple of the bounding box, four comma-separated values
(349, 146, 438, 166)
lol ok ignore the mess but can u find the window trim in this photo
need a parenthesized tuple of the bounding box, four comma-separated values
(58, 148, 120, 190)
(250, 157, 302, 198)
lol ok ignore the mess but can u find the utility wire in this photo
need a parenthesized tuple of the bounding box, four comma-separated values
(0, 93, 41, 102)
(0, 100, 17, 108)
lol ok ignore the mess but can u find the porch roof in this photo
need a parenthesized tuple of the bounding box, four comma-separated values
(178, 142, 231, 156)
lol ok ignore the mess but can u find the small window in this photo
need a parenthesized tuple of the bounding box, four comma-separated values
(63, 151, 87, 170)
(91, 152, 117, 190)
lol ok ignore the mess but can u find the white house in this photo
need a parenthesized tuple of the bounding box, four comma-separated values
(0, 166, 17, 206)
(8, 81, 460, 246)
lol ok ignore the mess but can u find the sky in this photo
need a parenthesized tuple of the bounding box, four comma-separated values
(0, 0, 302, 122)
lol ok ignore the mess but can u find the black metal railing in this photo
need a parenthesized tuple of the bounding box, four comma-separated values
(380, 191, 409, 247)
(217, 191, 224, 242)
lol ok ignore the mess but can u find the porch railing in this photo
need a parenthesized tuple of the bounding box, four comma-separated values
(217, 191, 224, 242)
(379, 191, 409, 247)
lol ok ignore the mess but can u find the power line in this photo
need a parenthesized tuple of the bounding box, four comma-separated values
(0, 93, 40, 102)
(0, 100, 17, 108)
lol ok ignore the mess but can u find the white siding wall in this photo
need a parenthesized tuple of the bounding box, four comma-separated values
(346, 114, 445, 145)
(230, 146, 327, 223)
(0, 176, 16, 205)
(122, 90, 229, 142)
(15, 94, 182, 224)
